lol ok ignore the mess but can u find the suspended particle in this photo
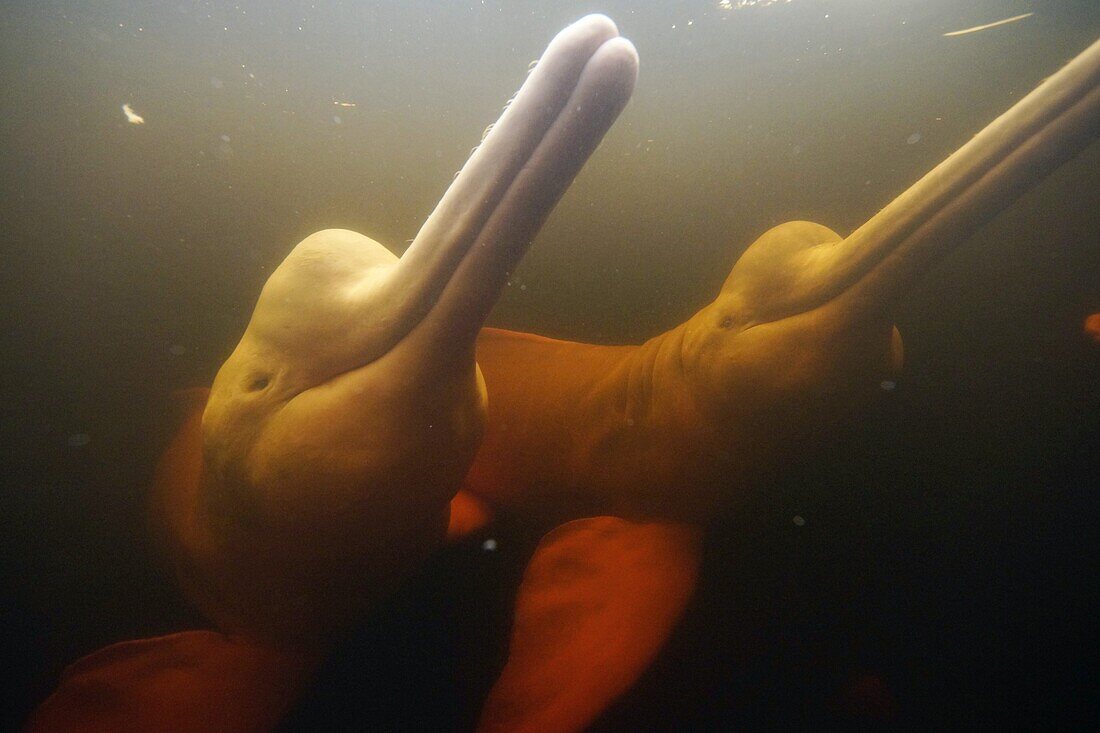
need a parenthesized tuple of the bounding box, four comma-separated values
(121, 103, 144, 125)
(943, 13, 1033, 38)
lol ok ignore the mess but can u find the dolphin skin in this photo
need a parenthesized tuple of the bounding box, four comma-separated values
(458, 37, 1100, 733)
(25, 16, 638, 733)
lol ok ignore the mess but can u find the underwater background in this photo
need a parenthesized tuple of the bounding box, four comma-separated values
(2, 0, 1098, 729)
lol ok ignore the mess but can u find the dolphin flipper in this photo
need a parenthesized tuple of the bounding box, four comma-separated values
(24, 631, 310, 733)
(477, 517, 703, 733)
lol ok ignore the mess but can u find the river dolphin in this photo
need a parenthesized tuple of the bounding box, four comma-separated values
(26, 15, 638, 732)
(455, 37, 1100, 733)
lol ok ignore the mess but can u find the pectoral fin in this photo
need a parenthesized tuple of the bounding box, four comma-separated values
(25, 631, 312, 733)
(477, 517, 703, 733)
(447, 490, 496, 541)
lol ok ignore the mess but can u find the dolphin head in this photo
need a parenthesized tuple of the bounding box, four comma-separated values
(169, 15, 638, 648)
(680, 38, 1100, 446)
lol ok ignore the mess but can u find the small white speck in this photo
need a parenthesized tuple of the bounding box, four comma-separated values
(880, 379, 897, 391)
(67, 433, 91, 447)
(482, 538, 498, 551)
(906, 132, 922, 145)
(169, 344, 187, 356)
(220, 134, 231, 143)
(793, 515, 806, 527)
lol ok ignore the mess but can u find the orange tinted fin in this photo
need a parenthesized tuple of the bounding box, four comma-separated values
(147, 388, 218, 623)
(477, 517, 703, 733)
(446, 490, 495, 541)
(1085, 312, 1100, 343)
(25, 631, 312, 732)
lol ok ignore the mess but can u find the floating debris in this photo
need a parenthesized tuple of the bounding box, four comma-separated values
(169, 344, 187, 356)
(943, 12, 1034, 38)
(792, 515, 806, 527)
(906, 132, 922, 145)
(121, 103, 144, 125)
(880, 379, 897, 392)
(720, 0, 794, 10)
(334, 100, 357, 108)
(482, 538, 498, 551)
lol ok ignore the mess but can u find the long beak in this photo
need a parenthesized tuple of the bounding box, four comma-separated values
(390, 15, 637, 353)
(828, 38, 1100, 317)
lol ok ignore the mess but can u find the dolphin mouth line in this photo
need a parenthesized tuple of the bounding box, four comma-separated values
(405, 40, 612, 336)
(827, 37, 1100, 316)
(292, 17, 635, 398)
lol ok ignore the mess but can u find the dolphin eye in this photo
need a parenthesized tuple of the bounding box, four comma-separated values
(247, 374, 271, 392)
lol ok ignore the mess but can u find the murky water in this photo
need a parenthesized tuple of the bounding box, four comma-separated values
(2, 1, 1098, 729)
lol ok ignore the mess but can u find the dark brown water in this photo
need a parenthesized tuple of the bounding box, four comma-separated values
(2, 1, 1098, 729)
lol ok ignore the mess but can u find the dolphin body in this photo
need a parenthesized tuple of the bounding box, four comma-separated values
(25, 16, 638, 733)
(455, 38, 1100, 733)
